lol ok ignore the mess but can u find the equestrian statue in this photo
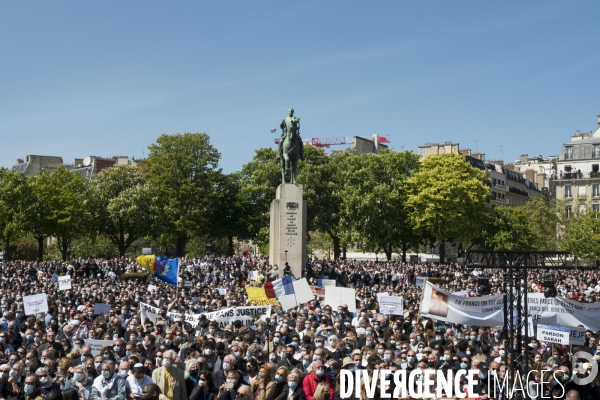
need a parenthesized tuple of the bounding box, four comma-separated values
(277, 108, 305, 184)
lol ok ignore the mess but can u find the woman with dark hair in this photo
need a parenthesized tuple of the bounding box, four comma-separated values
(245, 359, 259, 386)
(99, 347, 116, 362)
(190, 371, 218, 400)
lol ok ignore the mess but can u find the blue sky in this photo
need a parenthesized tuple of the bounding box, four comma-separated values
(2, 1, 599, 172)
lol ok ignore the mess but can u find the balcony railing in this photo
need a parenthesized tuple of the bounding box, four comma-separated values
(559, 172, 600, 179)
(492, 197, 507, 203)
(493, 183, 506, 189)
(509, 187, 529, 197)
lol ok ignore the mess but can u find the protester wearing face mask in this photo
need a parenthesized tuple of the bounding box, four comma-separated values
(22, 373, 42, 400)
(63, 365, 93, 400)
(250, 365, 275, 400)
(217, 370, 242, 400)
(276, 345, 301, 371)
(302, 360, 334, 400)
(189, 372, 218, 400)
(151, 350, 187, 400)
(89, 360, 126, 400)
(184, 359, 201, 394)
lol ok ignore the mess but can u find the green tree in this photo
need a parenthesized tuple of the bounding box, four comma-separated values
(25, 170, 59, 260)
(89, 165, 156, 257)
(561, 211, 600, 263)
(144, 133, 222, 257)
(339, 149, 421, 261)
(238, 148, 285, 246)
(42, 166, 90, 260)
(298, 147, 349, 259)
(0, 168, 30, 260)
(521, 197, 558, 250)
(483, 206, 534, 250)
(407, 153, 489, 263)
(209, 173, 252, 256)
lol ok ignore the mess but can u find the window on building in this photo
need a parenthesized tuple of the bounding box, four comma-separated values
(565, 185, 572, 198)
(593, 164, 600, 173)
(594, 145, 600, 158)
(579, 185, 586, 197)
(565, 147, 573, 160)
(566, 205, 572, 219)
(593, 204, 600, 212)
(593, 184, 599, 197)
(580, 204, 586, 215)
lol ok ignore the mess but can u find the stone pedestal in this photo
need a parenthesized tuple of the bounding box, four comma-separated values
(269, 184, 307, 278)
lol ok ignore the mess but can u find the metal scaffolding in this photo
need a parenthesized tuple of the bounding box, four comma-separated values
(464, 250, 571, 392)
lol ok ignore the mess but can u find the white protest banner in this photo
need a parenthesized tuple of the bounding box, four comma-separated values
(139, 302, 201, 328)
(217, 288, 227, 295)
(415, 277, 427, 287)
(142, 248, 152, 255)
(139, 302, 271, 330)
(453, 290, 469, 297)
(58, 276, 72, 290)
(420, 281, 504, 327)
(292, 278, 314, 304)
(86, 339, 114, 356)
(324, 287, 357, 312)
(203, 305, 271, 330)
(528, 293, 600, 331)
(94, 303, 111, 316)
(148, 285, 158, 292)
(321, 279, 336, 287)
(376, 293, 403, 315)
(23, 293, 48, 316)
(567, 326, 587, 345)
(537, 324, 570, 345)
(420, 256, 427, 263)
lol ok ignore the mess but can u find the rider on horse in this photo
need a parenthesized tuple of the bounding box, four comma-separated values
(278, 108, 305, 161)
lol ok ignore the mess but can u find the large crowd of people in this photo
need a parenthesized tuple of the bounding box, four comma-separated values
(0, 256, 599, 400)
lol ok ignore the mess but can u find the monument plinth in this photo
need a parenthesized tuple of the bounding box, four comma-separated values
(269, 183, 307, 278)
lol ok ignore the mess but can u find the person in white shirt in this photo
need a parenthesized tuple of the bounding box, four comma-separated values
(126, 363, 154, 399)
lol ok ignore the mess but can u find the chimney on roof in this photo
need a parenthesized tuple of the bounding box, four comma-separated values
(597, 113, 600, 128)
(16, 158, 23, 164)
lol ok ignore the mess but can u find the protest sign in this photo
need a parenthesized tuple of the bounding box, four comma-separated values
(142, 248, 152, 255)
(203, 305, 272, 330)
(51, 274, 59, 283)
(320, 279, 336, 287)
(528, 294, 600, 331)
(279, 295, 297, 312)
(183, 280, 194, 289)
(23, 294, 48, 315)
(94, 303, 111, 316)
(420, 281, 504, 327)
(139, 302, 271, 330)
(292, 278, 314, 304)
(217, 288, 227, 295)
(86, 339, 114, 356)
(58, 276, 72, 290)
(415, 277, 427, 287)
(246, 287, 272, 306)
(148, 285, 158, 292)
(250, 271, 258, 281)
(567, 326, 586, 345)
(377, 293, 403, 315)
(324, 287, 357, 312)
(537, 324, 570, 345)
(311, 286, 325, 297)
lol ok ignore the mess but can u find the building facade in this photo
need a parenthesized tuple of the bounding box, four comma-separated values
(554, 114, 600, 217)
